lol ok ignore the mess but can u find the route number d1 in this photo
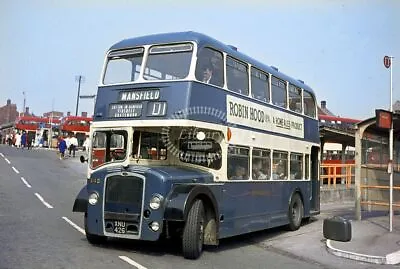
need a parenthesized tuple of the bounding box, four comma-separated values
(148, 102, 167, 116)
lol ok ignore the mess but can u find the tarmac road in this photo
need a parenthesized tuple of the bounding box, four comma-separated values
(0, 144, 396, 269)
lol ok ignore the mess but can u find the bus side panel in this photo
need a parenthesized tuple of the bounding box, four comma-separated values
(219, 181, 311, 239)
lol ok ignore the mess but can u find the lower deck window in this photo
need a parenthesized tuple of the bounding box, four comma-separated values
(252, 148, 271, 180)
(290, 153, 303, 180)
(228, 146, 249, 180)
(272, 151, 288, 180)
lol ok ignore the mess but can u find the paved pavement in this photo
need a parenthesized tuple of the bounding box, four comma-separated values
(323, 205, 400, 265)
(1, 144, 400, 268)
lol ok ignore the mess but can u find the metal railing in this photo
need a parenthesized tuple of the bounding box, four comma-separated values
(320, 163, 355, 188)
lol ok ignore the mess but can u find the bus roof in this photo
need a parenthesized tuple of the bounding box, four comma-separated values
(109, 31, 315, 95)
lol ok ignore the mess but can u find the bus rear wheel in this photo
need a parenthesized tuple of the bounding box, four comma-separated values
(84, 213, 107, 245)
(287, 193, 304, 231)
(182, 199, 205, 259)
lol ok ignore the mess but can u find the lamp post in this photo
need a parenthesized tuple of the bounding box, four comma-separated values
(384, 55, 394, 232)
(23, 91, 26, 116)
(75, 75, 85, 116)
(48, 99, 54, 148)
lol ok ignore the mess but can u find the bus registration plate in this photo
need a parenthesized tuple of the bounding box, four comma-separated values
(114, 221, 126, 234)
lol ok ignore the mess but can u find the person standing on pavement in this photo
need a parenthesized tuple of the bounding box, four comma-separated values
(69, 134, 78, 157)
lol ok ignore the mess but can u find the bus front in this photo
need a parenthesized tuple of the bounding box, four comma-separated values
(73, 37, 224, 259)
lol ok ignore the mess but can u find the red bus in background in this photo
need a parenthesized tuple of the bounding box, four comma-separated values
(15, 116, 60, 146)
(60, 116, 92, 146)
(318, 114, 360, 130)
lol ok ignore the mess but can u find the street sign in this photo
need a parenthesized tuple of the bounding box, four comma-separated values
(384, 55, 391, 68)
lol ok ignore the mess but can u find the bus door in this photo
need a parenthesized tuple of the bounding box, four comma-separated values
(310, 146, 320, 213)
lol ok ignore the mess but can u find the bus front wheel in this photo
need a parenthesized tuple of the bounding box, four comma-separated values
(287, 193, 304, 231)
(182, 199, 205, 259)
(84, 213, 107, 245)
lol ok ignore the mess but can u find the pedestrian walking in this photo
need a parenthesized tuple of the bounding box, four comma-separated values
(69, 134, 78, 157)
(58, 136, 67, 160)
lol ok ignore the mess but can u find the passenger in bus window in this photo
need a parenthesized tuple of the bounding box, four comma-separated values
(230, 165, 247, 180)
(202, 66, 213, 83)
(272, 160, 287, 180)
(252, 159, 269, 180)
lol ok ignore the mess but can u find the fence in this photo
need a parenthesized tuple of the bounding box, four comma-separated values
(320, 163, 355, 189)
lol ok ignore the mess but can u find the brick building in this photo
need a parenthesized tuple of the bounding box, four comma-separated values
(43, 111, 64, 118)
(0, 99, 18, 125)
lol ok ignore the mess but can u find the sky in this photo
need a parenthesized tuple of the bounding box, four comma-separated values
(1, 0, 399, 120)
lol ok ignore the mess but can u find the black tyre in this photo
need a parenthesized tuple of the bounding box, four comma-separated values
(182, 199, 205, 260)
(287, 193, 304, 231)
(84, 213, 107, 245)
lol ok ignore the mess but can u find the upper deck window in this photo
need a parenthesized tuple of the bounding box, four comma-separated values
(288, 84, 302, 113)
(303, 90, 316, 118)
(104, 48, 144, 85)
(271, 76, 287, 108)
(251, 67, 269, 103)
(144, 43, 193, 81)
(226, 57, 249, 95)
(195, 47, 224, 87)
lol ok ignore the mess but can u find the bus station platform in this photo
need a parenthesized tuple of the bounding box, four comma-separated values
(326, 211, 400, 265)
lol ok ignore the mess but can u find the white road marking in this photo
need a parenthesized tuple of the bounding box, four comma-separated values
(34, 193, 54, 209)
(20, 177, 32, 188)
(119, 256, 148, 269)
(12, 166, 20, 174)
(62, 216, 85, 235)
(4, 158, 10, 164)
(0, 153, 4, 157)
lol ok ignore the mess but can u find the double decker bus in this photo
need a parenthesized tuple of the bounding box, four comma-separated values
(60, 116, 92, 146)
(15, 116, 50, 145)
(72, 31, 320, 259)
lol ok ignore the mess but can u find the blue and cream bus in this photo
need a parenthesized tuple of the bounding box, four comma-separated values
(73, 31, 320, 259)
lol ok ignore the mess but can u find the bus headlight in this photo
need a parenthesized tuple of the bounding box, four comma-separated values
(150, 221, 160, 232)
(149, 194, 163, 210)
(88, 192, 99, 205)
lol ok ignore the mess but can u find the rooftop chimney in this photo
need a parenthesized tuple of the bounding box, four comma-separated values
(6, 99, 11, 106)
(81, 112, 88, 117)
(321, 101, 326, 109)
(67, 111, 71, 116)
(25, 107, 29, 114)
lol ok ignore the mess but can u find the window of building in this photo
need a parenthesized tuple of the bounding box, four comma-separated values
(252, 148, 271, 180)
(228, 146, 249, 180)
(251, 67, 269, 102)
(271, 76, 287, 108)
(226, 56, 249, 95)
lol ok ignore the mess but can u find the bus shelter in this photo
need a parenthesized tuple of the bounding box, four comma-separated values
(354, 112, 400, 221)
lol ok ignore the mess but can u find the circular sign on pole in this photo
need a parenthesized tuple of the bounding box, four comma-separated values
(384, 55, 391, 68)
